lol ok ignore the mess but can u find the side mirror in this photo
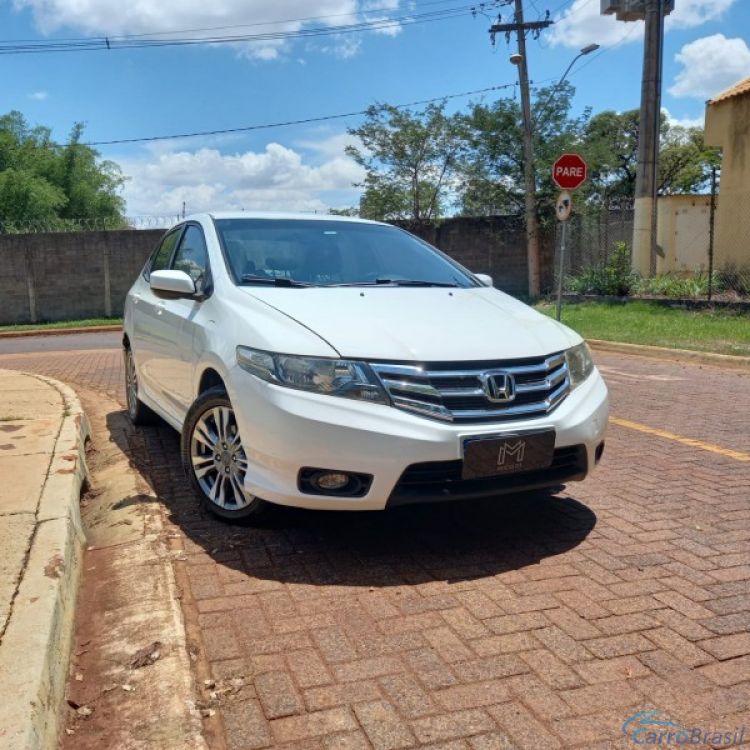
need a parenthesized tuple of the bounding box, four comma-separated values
(150, 270, 196, 297)
(475, 273, 494, 287)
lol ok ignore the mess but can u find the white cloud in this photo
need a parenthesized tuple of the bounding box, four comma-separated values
(12, 0, 402, 60)
(296, 131, 362, 159)
(118, 140, 364, 215)
(549, 0, 736, 49)
(28, 90, 48, 100)
(662, 108, 703, 129)
(669, 34, 750, 99)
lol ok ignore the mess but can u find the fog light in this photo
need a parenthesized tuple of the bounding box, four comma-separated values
(298, 467, 373, 497)
(316, 472, 350, 491)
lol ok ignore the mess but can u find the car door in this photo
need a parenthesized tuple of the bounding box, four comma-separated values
(161, 223, 212, 417)
(130, 226, 184, 410)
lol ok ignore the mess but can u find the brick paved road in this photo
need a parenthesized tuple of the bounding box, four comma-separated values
(1, 337, 749, 750)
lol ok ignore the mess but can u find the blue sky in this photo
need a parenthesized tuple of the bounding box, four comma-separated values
(2, 0, 749, 215)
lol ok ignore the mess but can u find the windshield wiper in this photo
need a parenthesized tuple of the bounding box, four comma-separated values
(333, 278, 460, 288)
(240, 275, 313, 288)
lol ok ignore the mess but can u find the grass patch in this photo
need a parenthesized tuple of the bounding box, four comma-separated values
(536, 300, 750, 357)
(0, 317, 122, 332)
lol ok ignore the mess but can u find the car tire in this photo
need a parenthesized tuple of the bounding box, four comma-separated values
(124, 347, 158, 426)
(181, 386, 267, 521)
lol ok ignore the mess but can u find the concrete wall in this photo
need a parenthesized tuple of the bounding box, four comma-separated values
(705, 93, 750, 268)
(0, 230, 163, 325)
(401, 216, 554, 297)
(656, 195, 712, 274)
(0, 217, 546, 325)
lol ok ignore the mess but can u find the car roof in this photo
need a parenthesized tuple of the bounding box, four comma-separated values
(202, 211, 387, 226)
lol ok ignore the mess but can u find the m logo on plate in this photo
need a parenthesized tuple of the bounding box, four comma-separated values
(497, 440, 526, 467)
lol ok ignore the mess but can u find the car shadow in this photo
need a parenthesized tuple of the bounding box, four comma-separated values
(105, 409, 597, 588)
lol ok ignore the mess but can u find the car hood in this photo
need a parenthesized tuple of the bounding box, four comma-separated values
(239, 286, 580, 361)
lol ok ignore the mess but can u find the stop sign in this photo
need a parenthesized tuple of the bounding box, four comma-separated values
(552, 153, 587, 191)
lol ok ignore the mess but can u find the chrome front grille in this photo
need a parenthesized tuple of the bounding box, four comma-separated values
(371, 352, 570, 423)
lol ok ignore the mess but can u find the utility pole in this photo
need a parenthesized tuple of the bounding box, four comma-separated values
(603, 1, 673, 276)
(490, 2, 552, 297)
(632, 0, 665, 276)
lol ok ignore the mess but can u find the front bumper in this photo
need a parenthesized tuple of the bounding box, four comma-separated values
(226, 365, 609, 511)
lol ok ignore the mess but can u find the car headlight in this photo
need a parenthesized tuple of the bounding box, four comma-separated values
(565, 342, 594, 390)
(236, 346, 388, 404)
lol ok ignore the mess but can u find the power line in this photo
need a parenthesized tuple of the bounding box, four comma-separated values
(0, 0, 468, 44)
(0, 3, 500, 55)
(85, 84, 516, 146)
(0, 84, 516, 151)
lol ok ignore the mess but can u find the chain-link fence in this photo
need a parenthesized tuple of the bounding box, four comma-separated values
(553, 183, 750, 301)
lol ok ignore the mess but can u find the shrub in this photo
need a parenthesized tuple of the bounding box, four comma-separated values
(717, 264, 750, 296)
(565, 242, 639, 296)
(636, 271, 716, 299)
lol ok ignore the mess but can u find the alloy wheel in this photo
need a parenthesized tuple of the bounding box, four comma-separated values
(125, 350, 139, 419)
(190, 406, 253, 510)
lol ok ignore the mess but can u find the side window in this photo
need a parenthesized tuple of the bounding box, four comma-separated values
(147, 229, 182, 279)
(172, 225, 209, 288)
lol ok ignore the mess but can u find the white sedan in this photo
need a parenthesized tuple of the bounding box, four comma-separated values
(123, 212, 608, 521)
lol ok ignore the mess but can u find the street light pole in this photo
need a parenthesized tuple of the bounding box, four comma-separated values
(532, 44, 600, 129)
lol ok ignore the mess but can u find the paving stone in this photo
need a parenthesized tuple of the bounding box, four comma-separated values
(572, 655, 651, 684)
(559, 680, 642, 715)
(411, 709, 495, 744)
(222, 699, 272, 750)
(698, 633, 750, 661)
(519, 649, 583, 690)
(353, 700, 415, 750)
(379, 673, 437, 719)
(271, 708, 358, 744)
(487, 701, 561, 749)
(433, 680, 512, 711)
(11, 345, 750, 750)
(698, 655, 750, 687)
(255, 671, 304, 718)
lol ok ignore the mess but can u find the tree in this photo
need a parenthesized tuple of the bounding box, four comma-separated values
(457, 82, 589, 220)
(0, 111, 126, 231)
(346, 103, 465, 222)
(581, 109, 720, 205)
(657, 123, 720, 195)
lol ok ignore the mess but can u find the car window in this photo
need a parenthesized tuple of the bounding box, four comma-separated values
(214, 219, 476, 288)
(148, 229, 182, 278)
(172, 225, 209, 288)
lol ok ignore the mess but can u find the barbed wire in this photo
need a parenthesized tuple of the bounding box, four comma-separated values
(0, 216, 180, 234)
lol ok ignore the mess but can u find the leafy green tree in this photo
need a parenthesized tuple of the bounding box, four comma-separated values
(658, 123, 720, 195)
(0, 111, 126, 230)
(457, 82, 589, 220)
(580, 109, 640, 204)
(0, 168, 67, 223)
(580, 109, 720, 205)
(346, 103, 464, 221)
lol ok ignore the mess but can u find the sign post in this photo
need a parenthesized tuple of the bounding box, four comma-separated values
(552, 154, 587, 321)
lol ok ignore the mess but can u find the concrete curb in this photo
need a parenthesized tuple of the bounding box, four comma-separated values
(588, 338, 750, 370)
(0, 373, 90, 750)
(0, 325, 122, 339)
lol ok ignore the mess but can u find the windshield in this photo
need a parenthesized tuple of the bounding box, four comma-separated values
(214, 218, 477, 288)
